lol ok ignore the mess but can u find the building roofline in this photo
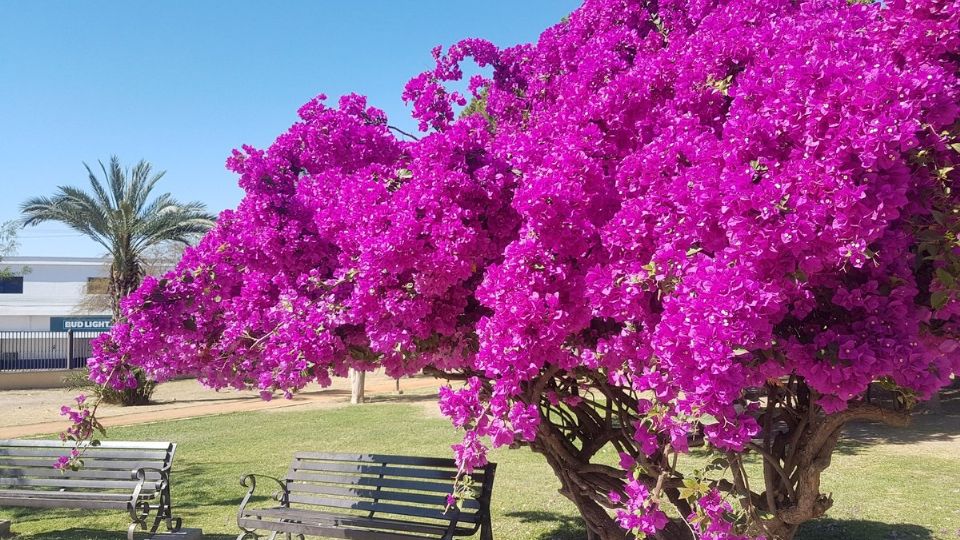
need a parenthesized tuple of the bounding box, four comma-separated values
(2, 256, 110, 266)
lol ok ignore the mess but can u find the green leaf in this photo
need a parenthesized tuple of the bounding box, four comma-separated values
(932, 210, 948, 227)
(936, 268, 955, 288)
(706, 457, 729, 471)
(931, 290, 950, 310)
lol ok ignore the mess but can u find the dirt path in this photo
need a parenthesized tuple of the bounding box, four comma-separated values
(0, 372, 439, 438)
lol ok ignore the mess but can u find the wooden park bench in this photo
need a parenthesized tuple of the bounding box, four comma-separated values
(0, 439, 181, 540)
(236, 452, 496, 540)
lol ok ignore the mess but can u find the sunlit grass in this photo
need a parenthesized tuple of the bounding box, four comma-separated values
(2, 389, 957, 539)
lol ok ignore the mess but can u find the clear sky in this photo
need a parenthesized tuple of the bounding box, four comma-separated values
(0, 1, 580, 258)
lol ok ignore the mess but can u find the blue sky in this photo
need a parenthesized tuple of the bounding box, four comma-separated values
(0, 1, 580, 257)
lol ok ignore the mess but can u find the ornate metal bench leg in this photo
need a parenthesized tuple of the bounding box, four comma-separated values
(237, 531, 260, 540)
(128, 499, 152, 540)
(151, 510, 163, 535)
(151, 489, 183, 533)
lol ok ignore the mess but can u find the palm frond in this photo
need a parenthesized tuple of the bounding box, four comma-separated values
(132, 198, 217, 251)
(20, 192, 113, 251)
(84, 162, 114, 211)
(22, 157, 215, 284)
(106, 156, 126, 211)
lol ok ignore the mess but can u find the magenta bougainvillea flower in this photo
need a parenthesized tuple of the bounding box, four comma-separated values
(85, 0, 959, 537)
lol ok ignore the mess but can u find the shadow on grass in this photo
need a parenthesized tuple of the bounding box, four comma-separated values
(797, 517, 937, 539)
(505, 511, 942, 540)
(152, 395, 256, 405)
(836, 385, 960, 456)
(168, 464, 244, 510)
(364, 390, 440, 406)
(4, 530, 236, 540)
(505, 510, 588, 540)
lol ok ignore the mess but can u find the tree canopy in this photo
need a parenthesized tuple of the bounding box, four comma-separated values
(86, 1, 960, 538)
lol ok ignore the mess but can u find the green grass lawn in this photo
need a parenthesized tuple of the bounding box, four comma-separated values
(2, 389, 958, 540)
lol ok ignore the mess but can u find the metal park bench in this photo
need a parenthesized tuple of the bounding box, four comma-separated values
(0, 439, 181, 540)
(236, 452, 496, 540)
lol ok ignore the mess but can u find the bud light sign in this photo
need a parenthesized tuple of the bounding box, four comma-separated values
(49, 316, 113, 332)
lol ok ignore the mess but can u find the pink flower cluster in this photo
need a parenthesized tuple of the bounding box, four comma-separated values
(89, 0, 960, 537)
(612, 454, 670, 535)
(59, 394, 94, 442)
(53, 448, 81, 471)
(689, 489, 757, 540)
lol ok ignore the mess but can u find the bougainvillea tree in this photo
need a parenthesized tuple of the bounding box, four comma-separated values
(78, 0, 960, 538)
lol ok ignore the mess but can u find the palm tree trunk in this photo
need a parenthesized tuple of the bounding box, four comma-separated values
(109, 258, 143, 320)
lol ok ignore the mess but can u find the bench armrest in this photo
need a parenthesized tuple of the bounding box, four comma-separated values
(238, 473, 289, 513)
(130, 467, 169, 499)
(130, 466, 170, 479)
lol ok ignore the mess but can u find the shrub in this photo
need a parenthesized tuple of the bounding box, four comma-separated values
(65, 367, 157, 406)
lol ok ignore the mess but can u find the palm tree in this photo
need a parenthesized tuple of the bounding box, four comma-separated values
(21, 156, 216, 319)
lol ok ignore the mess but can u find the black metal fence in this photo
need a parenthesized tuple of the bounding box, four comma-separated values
(0, 330, 107, 371)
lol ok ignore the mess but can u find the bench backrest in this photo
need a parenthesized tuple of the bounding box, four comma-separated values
(286, 452, 495, 531)
(0, 439, 175, 497)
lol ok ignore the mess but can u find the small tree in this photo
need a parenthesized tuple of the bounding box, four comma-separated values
(0, 220, 20, 277)
(23, 157, 215, 405)
(21, 157, 216, 320)
(81, 1, 959, 538)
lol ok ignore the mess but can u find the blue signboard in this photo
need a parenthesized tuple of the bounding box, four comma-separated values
(49, 316, 113, 332)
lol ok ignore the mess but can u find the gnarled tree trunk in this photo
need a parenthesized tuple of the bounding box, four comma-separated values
(433, 367, 912, 540)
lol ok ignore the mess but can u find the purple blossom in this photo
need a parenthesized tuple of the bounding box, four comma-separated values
(84, 0, 960, 537)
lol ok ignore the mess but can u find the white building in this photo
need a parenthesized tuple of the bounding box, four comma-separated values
(0, 256, 112, 332)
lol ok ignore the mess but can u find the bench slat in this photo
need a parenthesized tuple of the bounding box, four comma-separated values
(291, 461, 469, 482)
(0, 495, 131, 510)
(287, 472, 454, 494)
(239, 508, 465, 539)
(0, 447, 169, 460)
(293, 453, 459, 469)
(0, 440, 172, 450)
(286, 493, 476, 524)
(0, 457, 167, 471)
(0, 489, 143, 501)
(287, 483, 480, 510)
(0, 476, 159, 491)
(238, 519, 434, 540)
(0, 467, 162, 481)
